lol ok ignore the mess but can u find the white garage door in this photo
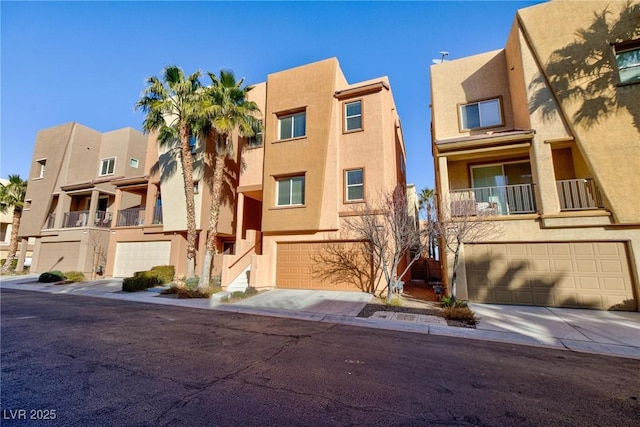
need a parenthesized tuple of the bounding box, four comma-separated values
(465, 242, 636, 311)
(37, 242, 81, 273)
(113, 241, 171, 277)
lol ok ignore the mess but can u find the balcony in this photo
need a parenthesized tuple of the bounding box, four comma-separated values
(62, 210, 112, 228)
(117, 207, 145, 227)
(450, 183, 536, 217)
(557, 178, 604, 211)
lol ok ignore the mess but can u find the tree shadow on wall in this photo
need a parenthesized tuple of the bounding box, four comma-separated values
(466, 254, 566, 308)
(528, 2, 640, 131)
(310, 242, 378, 294)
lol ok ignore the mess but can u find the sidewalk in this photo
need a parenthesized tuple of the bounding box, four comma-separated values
(2, 275, 639, 360)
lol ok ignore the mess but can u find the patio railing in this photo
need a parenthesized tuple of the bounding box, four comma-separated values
(450, 183, 536, 216)
(557, 178, 604, 211)
(117, 207, 145, 227)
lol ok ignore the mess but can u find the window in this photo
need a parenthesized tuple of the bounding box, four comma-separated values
(37, 159, 46, 178)
(189, 135, 197, 154)
(615, 42, 640, 85)
(279, 112, 306, 140)
(193, 181, 199, 194)
(276, 175, 305, 206)
(129, 158, 139, 168)
(100, 158, 115, 176)
(345, 101, 362, 131)
(345, 169, 364, 201)
(248, 122, 263, 147)
(459, 98, 503, 130)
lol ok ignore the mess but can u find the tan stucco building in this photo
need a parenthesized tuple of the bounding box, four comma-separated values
(19, 123, 147, 276)
(431, 0, 640, 311)
(104, 58, 407, 292)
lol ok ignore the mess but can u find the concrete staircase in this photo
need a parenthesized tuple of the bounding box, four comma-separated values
(226, 266, 250, 293)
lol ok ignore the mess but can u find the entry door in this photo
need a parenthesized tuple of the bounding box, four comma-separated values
(472, 165, 507, 214)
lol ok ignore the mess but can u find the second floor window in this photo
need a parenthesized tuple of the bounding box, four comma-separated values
(189, 135, 197, 154)
(459, 98, 503, 130)
(345, 169, 364, 201)
(345, 101, 362, 131)
(277, 175, 305, 206)
(100, 158, 115, 176)
(279, 112, 306, 140)
(248, 121, 263, 147)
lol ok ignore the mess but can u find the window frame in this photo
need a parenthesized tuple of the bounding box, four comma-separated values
(344, 100, 363, 133)
(189, 135, 197, 154)
(275, 174, 306, 207)
(99, 157, 116, 176)
(247, 121, 263, 148)
(344, 168, 365, 203)
(458, 97, 504, 131)
(613, 39, 640, 86)
(129, 158, 139, 168)
(36, 159, 46, 179)
(277, 110, 306, 141)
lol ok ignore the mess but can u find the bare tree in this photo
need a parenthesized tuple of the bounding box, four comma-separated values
(433, 191, 502, 301)
(342, 185, 427, 303)
(311, 241, 375, 293)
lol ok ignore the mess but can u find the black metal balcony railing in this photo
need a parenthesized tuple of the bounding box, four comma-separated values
(117, 208, 145, 227)
(94, 211, 113, 228)
(63, 210, 89, 228)
(450, 184, 536, 217)
(557, 178, 604, 211)
(62, 210, 112, 228)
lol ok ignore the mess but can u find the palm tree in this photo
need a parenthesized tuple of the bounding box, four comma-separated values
(0, 175, 27, 273)
(198, 70, 261, 290)
(135, 66, 204, 279)
(418, 187, 435, 258)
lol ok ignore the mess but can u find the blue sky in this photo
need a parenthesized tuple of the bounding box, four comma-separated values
(1, 0, 543, 192)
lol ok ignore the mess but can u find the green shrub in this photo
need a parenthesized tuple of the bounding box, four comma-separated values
(38, 270, 65, 283)
(441, 306, 478, 324)
(64, 271, 85, 283)
(161, 284, 221, 298)
(1, 258, 18, 271)
(441, 297, 468, 309)
(220, 287, 259, 303)
(149, 265, 175, 284)
(122, 270, 161, 292)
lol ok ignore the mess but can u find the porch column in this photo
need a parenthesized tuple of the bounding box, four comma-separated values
(530, 139, 560, 216)
(437, 156, 451, 219)
(88, 189, 100, 227)
(235, 192, 245, 238)
(16, 238, 28, 271)
(56, 193, 71, 228)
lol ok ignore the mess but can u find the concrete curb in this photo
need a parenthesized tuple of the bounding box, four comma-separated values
(1, 276, 639, 360)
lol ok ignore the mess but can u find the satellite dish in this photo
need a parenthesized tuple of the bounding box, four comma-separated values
(432, 51, 450, 64)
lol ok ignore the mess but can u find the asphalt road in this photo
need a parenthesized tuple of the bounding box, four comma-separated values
(1, 289, 639, 426)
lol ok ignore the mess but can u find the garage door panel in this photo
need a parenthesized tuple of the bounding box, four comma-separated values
(276, 241, 371, 292)
(466, 242, 636, 311)
(38, 242, 81, 272)
(114, 241, 171, 277)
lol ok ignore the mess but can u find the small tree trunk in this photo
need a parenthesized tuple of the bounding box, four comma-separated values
(1, 209, 21, 273)
(450, 241, 461, 302)
(198, 148, 226, 290)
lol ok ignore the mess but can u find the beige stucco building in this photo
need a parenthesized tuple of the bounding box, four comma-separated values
(105, 58, 407, 292)
(19, 123, 147, 276)
(431, 0, 639, 311)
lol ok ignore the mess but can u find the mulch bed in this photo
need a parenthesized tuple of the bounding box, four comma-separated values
(356, 281, 476, 328)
